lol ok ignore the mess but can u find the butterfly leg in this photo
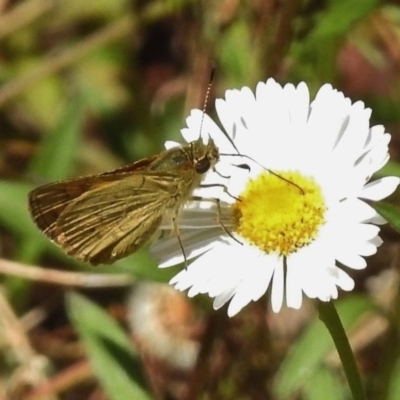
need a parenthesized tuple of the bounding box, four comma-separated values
(213, 162, 251, 180)
(190, 195, 242, 246)
(171, 214, 188, 268)
(198, 183, 240, 202)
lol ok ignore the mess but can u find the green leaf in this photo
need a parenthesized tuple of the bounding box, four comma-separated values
(303, 366, 347, 400)
(218, 21, 256, 87)
(274, 296, 373, 398)
(376, 160, 400, 178)
(0, 180, 49, 262)
(28, 95, 84, 181)
(0, 180, 40, 237)
(290, 0, 381, 83)
(311, 0, 381, 39)
(387, 357, 400, 400)
(372, 202, 400, 234)
(66, 292, 151, 400)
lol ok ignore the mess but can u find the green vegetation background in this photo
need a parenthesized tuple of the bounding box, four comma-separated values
(1, 1, 400, 399)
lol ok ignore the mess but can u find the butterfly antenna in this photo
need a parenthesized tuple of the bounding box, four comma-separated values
(199, 64, 215, 141)
(220, 152, 305, 194)
(199, 65, 242, 156)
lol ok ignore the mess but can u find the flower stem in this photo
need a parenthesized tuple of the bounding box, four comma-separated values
(318, 300, 366, 400)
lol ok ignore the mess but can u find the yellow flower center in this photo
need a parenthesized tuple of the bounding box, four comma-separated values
(232, 171, 326, 256)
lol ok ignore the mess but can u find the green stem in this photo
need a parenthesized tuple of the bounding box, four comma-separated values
(318, 300, 366, 400)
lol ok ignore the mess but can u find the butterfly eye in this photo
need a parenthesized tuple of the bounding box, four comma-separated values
(195, 158, 211, 174)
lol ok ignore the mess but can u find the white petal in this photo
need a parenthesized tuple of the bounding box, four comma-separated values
(164, 140, 180, 149)
(214, 287, 236, 310)
(226, 257, 274, 316)
(153, 229, 228, 268)
(336, 253, 367, 270)
(271, 257, 284, 313)
(285, 262, 303, 309)
(359, 177, 400, 201)
(335, 268, 355, 291)
(182, 110, 235, 153)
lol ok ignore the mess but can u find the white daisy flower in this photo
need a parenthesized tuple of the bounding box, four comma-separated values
(151, 79, 400, 317)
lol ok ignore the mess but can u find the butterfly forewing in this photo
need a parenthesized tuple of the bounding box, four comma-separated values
(28, 155, 163, 234)
(55, 176, 180, 264)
